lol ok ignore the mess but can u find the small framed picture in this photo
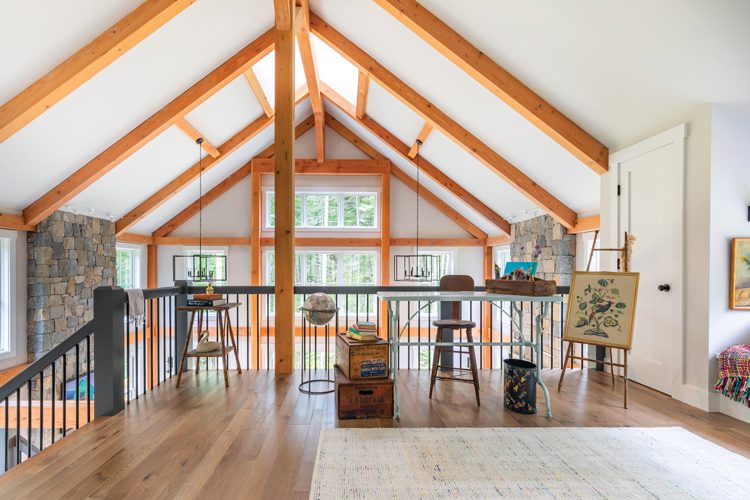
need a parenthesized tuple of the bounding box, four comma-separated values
(730, 238, 750, 310)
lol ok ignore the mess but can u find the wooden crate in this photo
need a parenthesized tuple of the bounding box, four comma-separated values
(485, 278, 557, 296)
(335, 366, 393, 419)
(335, 332, 389, 380)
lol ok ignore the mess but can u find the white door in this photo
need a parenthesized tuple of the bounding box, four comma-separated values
(611, 124, 685, 396)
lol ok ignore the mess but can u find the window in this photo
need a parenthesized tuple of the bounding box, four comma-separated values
(264, 250, 378, 315)
(115, 246, 141, 290)
(265, 190, 378, 230)
(582, 233, 600, 271)
(494, 245, 511, 277)
(0, 237, 9, 354)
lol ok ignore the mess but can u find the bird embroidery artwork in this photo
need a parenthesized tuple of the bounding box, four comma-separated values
(574, 278, 627, 338)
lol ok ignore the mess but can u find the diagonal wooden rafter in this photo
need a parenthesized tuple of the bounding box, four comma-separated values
(322, 82, 510, 234)
(0, 0, 196, 144)
(324, 113, 487, 239)
(296, 0, 325, 163)
(23, 28, 275, 227)
(372, 0, 608, 174)
(243, 68, 273, 118)
(152, 114, 315, 237)
(174, 118, 220, 158)
(356, 71, 369, 119)
(408, 122, 433, 159)
(115, 86, 308, 235)
(310, 12, 577, 229)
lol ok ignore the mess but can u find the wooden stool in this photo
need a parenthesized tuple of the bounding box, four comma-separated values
(429, 319, 480, 406)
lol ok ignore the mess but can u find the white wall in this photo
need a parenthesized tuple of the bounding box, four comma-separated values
(0, 229, 27, 370)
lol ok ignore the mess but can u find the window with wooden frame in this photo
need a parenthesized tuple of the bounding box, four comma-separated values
(264, 188, 379, 230)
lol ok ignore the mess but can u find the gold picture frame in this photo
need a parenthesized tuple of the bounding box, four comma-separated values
(730, 238, 750, 310)
(563, 271, 640, 349)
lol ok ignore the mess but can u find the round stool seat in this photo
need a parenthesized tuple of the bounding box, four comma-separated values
(432, 319, 476, 329)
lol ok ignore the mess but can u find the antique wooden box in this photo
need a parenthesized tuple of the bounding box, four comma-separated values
(335, 366, 394, 419)
(335, 332, 389, 380)
(485, 278, 557, 296)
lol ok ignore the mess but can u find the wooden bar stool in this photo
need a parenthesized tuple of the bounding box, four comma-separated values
(429, 319, 481, 406)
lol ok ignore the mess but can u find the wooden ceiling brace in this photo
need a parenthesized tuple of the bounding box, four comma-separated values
(322, 82, 509, 235)
(296, 0, 325, 163)
(371, 0, 608, 174)
(0, 0, 196, 144)
(174, 119, 220, 158)
(356, 71, 369, 119)
(22, 28, 275, 227)
(408, 122, 433, 159)
(310, 12, 578, 229)
(243, 68, 274, 118)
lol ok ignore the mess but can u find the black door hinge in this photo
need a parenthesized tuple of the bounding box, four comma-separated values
(617, 184, 621, 196)
(617, 258, 621, 270)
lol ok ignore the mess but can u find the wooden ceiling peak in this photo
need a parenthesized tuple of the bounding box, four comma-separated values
(310, 12, 578, 229)
(372, 0, 609, 174)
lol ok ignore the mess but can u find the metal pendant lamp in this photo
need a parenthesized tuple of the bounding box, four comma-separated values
(172, 138, 228, 284)
(394, 139, 441, 282)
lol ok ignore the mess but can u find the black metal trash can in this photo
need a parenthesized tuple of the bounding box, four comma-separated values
(503, 358, 537, 414)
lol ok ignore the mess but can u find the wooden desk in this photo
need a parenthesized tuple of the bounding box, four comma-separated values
(175, 303, 243, 387)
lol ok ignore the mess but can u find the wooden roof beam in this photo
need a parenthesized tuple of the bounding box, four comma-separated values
(323, 113, 487, 239)
(296, 0, 325, 163)
(322, 82, 509, 235)
(115, 88, 309, 235)
(0, 213, 34, 232)
(372, 0, 608, 174)
(23, 28, 275, 226)
(310, 12, 577, 229)
(243, 68, 274, 118)
(356, 71, 369, 119)
(174, 118, 220, 158)
(153, 114, 315, 237)
(408, 122, 433, 159)
(0, 0, 196, 144)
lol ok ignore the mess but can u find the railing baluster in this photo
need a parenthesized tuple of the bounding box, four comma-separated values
(61, 355, 66, 438)
(87, 335, 92, 422)
(75, 344, 80, 430)
(4, 397, 8, 471)
(51, 361, 55, 445)
(39, 370, 43, 451)
(16, 388, 21, 465)
(27, 380, 32, 460)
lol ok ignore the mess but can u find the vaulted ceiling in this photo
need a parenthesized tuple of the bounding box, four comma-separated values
(1, 0, 748, 237)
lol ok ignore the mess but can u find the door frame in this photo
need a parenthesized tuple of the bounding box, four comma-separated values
(607, 123, 686, 399)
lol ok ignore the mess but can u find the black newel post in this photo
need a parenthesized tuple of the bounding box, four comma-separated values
(94, 285, 125, 417)
(174, 280, 189, 373)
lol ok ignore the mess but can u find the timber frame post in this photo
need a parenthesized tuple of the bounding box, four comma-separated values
(274, 0, 297, 374)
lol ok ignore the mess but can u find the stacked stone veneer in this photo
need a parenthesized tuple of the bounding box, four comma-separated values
(27, 211, 115, 361)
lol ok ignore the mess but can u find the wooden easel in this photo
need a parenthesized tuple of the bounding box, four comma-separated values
(586, 231, 635, 271)
(558, 341, 629, 408)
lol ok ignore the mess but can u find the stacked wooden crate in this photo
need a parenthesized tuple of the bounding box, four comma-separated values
(335, 332, 393, 419)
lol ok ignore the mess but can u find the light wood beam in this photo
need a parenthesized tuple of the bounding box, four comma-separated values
(486, 235, 511, 247)
(407, 122, 433, 159)
(311, 13, 578, 229)
(356, 71, 369, 119)
(372, 0, 609, 174)
(116, 233, 154, 245)
(322, 83, 508, 234)
(243, 68, 273, 118)
(0, 0, 195, 144)
(149, 236, 484, 247)
(0, 213, 34, 231)
(275, 0, 296, 374)
(154, 115, 315, 237)
(154, 237, 250, 246)
(174, 118, 220, 158)
(296, 0, 325, 163)
(251, 158, 388, 175)
(567, 215, 600, 234)
(250, 168, 261, 369)
(23, 29, 274, 226)
(391, 238, 485, 247)
(147, 244, 157, 288)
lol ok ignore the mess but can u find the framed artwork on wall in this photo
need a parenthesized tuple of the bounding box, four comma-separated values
(730, 238, 750, 310)
(563, 272, 640, 349)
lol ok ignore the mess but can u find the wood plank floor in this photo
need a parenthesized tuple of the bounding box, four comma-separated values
(2, 369, 750, 499)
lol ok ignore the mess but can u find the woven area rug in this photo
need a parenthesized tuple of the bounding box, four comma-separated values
(309, 427, 749, 499)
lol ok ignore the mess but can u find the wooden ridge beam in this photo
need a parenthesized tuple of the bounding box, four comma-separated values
(115, 89, 309, 236)
(251, 158, 389, 175)
(154, 114, 315, 237)
(372, 0, 608, 174)
(356, 71, 369, 119)
(243, 68, 273, 118)
(311, 13, 578, 229)
(0, 213, 34, 231)
(23, 28, 275, 226)
(322, 83, 508, 235)
(174, 118, 220, 158)
(0, 0, 196, 144)
(408, 122, 433, 159)
(296, 0, 325, 163)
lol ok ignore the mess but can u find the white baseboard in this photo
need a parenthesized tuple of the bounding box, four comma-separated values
(719, 397, 750, 424)
(679, 384, 719, 411)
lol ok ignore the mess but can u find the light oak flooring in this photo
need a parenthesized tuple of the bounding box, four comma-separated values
(1, 369, 750, 499)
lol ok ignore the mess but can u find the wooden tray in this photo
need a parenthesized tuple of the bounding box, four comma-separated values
(485, 279, 557, 296)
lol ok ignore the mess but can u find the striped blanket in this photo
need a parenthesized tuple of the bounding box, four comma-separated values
(715, 344, 750, 407)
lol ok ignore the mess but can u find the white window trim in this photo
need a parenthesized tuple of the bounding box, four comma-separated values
(115, 243, 143, 290)
(263, 187, 380, 232)
(0, 229, 26, 369)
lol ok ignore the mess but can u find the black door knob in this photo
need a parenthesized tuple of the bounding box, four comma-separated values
(657, 284, 671, 292)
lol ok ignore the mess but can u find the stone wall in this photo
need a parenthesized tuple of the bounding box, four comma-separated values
(27, 211, 115, 361)
(510, 214, 576, 286)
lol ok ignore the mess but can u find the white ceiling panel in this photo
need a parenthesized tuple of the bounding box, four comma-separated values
(364, 82, 424, 147)
(252, 46, 307, 107)
(184, 76, 265, 146)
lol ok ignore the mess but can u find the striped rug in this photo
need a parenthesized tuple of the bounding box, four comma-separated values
(309, 427, 749, 499)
